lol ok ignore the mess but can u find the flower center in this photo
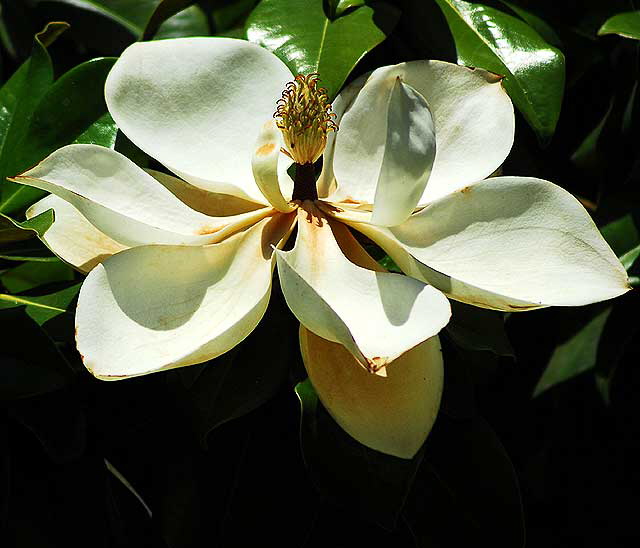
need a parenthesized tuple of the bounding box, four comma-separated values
(274, 74, 337, 166)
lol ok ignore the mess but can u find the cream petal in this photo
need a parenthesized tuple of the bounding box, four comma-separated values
(300, 327, 444, 459)
(76, 213, 296, 379)
(12, 144, 274, 246)
(27, 195, 126, 274)
(317, 73, 367, 199)
(331, 70, 436, 226)
(105, 37, 293, 203)
(334, 178, 631, 310)
(276, 207, 450, 371)
(146, 170, 265, 216)
(251, 120, 295, 213)
(332, 60, 514, 205)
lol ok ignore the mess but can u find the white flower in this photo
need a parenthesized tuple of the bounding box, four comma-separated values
(10, 37, 630, 459)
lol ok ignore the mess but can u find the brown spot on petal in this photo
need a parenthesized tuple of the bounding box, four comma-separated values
(366, 356, 389, 373)
(460, 186, 473, 194)
(256, 143, 276, 156)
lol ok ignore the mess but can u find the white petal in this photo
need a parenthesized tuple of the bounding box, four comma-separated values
(27, 195, 126, 274)
(251, 120, 295, 212)
(300, 327, 444, 459)
(317, 74, 367, 199)
(76, 213, 296, 379)
(276, 207, 450, 371)
(332, 71, 436, 226)
(105, 37, 293, 203)
(335, 178, 631, 310)
(146, 170, 265, 216)
(333, 61, 514, 205)
(13, 145, 274, 246)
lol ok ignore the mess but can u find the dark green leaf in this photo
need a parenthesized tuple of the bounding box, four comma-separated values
(533, 306, 612, 397)
(500, 1, 563, 48)
(446, 301, 514, 357)
(435, 0, 565, 143)
(598, 11, 640, 40)
(153, 4, 209, 39)
(0, 208, 54, 239)
(411, 415, 525, 548)
(246, 0, 399, 98)
(295, 378, 423, 530)
(0, 283, 81, 325)
(1, 259, 74, 293)
(600, 213, 640, 257)
(0, 22, 68, 214)
(143, 0, 198, 39)
(0, 307, 73, 401)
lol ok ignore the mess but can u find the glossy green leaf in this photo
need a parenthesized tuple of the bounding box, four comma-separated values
(435, 0, 565, 142)
(0, 23, 67, 214)
(0, 283, 81, 325)
(598, 11, 640, 40)
(327, 0, 366, 19)
(500, 1, 562, 48)
(620, 244, 640, 272)
(246, 0, 400, 98)
(143, 0, 199, 39)
(533, 307, 612, 397)
(295, 378, 424, 530)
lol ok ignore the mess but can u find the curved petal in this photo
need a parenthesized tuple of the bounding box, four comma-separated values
(332, 61, 514, 205)
(27, 195, 126, 273)
(331, 70, 436, 226)
(76, 212, 296, 379)
(276, 207, 450, 372)
(12, 145, 274, 246)
(146, 170, 265, 216)
(317, 73, 367, 199)
(251, 120, 295, 212)
(334, 178, 630, 310)
(105, 37, 293, 203)
(300, 327, 444, 459)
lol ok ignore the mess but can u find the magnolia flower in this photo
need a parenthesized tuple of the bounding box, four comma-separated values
(11, 38, 629, 459)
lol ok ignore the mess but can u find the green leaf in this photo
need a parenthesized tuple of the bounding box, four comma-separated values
(598, 11, 640, 40)
(0, 209, 54, 239)
(600, 213, 640, 257)
(153, 4, 209, 39)
(435, 0, 565, 143)
(0, 22, 68, 214)
(143, 0, 200, 39)
(0, 283, 81, 325)
(533, 307, 612, 397)
(327, 0, 366, 19)
(499, 1, 562, 48)
(1, 260, 74, 293)
(295, 378, 423, 530)
(620, 244, 640, 271)
(446, 301, 514, 356)
(246, 0, 400, 99)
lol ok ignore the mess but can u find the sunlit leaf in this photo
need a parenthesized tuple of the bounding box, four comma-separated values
(500, 1, 562, 48)
(246, 0, 399, 98)
(0, 209, 54, 239)
(1, 260, 74, 293)
(598, 11, 640, 40)
(435, 0, 565, 143)
(0, 283, 81, 325)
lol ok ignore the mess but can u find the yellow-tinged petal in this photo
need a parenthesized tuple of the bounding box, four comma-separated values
(27, 195, 126, 274)
(276, 207, 450, 372)
(300, 326, 444, 459)
(76, 212, 296, 379)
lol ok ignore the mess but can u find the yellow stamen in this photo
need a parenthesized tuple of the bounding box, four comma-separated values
(274, 74, 337, 165)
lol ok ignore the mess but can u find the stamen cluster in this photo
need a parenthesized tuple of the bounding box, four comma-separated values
(274, 74, 337, 165)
